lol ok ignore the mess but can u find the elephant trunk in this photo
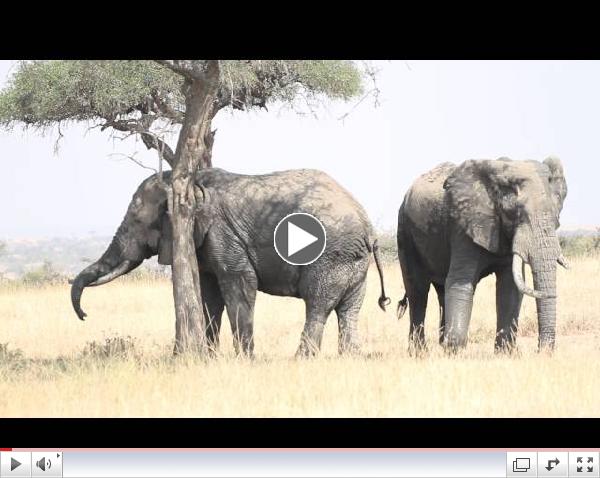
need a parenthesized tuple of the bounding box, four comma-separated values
(70, 238, 141, 320)
(512, 214, 563, 351)
(71, 261, 109, 321)
(530, 232, 560, 351)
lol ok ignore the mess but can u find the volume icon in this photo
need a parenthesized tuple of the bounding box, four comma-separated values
(36, 457, 51, 471)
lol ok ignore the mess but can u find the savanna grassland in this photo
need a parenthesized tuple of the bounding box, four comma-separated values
(1, 256, 599, 417)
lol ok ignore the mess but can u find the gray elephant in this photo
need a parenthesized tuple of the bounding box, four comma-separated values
(71, 168, 390, 357)
(396, 157, 568, 352)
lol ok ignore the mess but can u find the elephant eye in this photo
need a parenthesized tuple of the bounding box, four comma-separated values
(497, 183, 517, 197)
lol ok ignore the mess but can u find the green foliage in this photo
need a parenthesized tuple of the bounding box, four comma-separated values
(559, 230, 600, 257)
(124, 264, 171, 281)
(81, 336, 139, 361)
(0, 343, 28, 374)
(0, 343, 24, 362)
(220, 60, 363, 103)
(376, 230, 398, 263)
(0, 61, 181, 127)
(0, 241, 5, 256)
(0, 60, 365, 130)
(20, 260, 67, 286)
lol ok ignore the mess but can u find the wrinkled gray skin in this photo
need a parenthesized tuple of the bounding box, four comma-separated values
(71, 168, 390, 357)
(397, 157, 567, 353)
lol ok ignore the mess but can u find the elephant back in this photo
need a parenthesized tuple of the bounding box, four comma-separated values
(204, 168, 375, 256)
(403, 162, 455, 234)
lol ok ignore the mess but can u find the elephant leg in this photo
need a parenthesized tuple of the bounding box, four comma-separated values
(200, 272, 225, 355)
(495, 265, 523, 353)
(335, 270, 368, 356)
(433, 283, 446, 345)
(407, 287, 429, 355)
(443, 238, 483, 351)
(296, 300, 336, 358)
(218, 271, 258, 358)
(296, 264, 346, 358)
(398, 238, 430, 354)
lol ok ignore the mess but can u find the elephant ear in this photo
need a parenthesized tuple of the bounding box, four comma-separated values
(543, 156, 567, 213)
(193, 184, 213, 246)
(444, 159, 503, 254)
(158, 185, 213, 265)
(158, 214, 173, 265)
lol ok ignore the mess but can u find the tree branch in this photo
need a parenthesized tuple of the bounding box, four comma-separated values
(101, 117, 175, 167)
(337, 61, 382, 121)
(155, 60, 192, 77)
(108, 152, 158, 173)
(151, 91, 185, 124)
(53, 122, 64, 156)
(155, 60, 217, 82)
(140, 132, 175, 166)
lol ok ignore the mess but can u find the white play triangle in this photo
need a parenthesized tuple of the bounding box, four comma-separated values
(287, 221, 318, 256)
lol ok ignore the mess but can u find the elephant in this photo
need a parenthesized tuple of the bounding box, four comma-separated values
(71, 167, 390, 357)
(396, 157, 568, 353)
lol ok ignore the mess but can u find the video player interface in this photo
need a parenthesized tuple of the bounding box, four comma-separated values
(0, 450, 598, 478)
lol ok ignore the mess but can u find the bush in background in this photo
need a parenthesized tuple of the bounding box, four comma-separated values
(20, 260, 68, 286)
(376, 229, 600, 264)
(559, 228, 600, 257)
(376, 230, 398, 263)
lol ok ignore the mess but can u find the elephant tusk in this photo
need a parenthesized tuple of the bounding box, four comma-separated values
(88, 260, 135, 286)
(557, 254, 569, 270)
(512, 254, 554, 299)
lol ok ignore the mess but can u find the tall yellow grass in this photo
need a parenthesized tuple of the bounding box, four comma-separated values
(1, 256, 599, 417)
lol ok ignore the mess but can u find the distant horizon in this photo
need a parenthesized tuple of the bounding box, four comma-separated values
(1, 223, 598, 241)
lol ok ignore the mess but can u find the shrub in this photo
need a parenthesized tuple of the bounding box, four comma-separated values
(376, 230, 398, 263)
(125, 264, 171, 282)
(559, 229, 600, 257)
(21, 260, 67, 286)
(80, 336, 138, 361)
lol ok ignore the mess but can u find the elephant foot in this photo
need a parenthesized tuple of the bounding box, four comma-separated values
(408, 341, 428, 358)
(295, 341, 320, 359)
(494, 338, 518, 355)
(172, 341, 206, 357)
(442, 339, 467, 356)
(538, 333, 556, 351)
(232, 348, 255, 360)
(338, 341, 361, 356)
(206, 345, 221, 359)
(295, 328, 323, 359)
(495, 345, 521, 358)
(537, 341, 556, 355)
(443, 330, 469, 353)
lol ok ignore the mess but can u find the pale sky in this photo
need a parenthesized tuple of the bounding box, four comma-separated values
(1, 60, 598, 239)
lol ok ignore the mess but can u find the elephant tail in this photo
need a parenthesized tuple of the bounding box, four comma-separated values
(397, 293, 408, 320)
(372, 239, 391, 311)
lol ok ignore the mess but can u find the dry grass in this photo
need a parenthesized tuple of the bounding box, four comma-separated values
(1, 256, 599, 417)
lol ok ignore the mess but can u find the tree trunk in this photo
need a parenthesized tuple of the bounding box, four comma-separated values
(170, 64, 219, 355)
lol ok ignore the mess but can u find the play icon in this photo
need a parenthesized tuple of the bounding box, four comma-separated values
(274, 213, 326, 265)
(0, 452, 31, 476)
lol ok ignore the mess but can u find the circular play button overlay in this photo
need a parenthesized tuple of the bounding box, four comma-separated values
(274, 213, 327, 265)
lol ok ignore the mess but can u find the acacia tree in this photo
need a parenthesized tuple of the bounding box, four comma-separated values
(0, 60, 374, 354)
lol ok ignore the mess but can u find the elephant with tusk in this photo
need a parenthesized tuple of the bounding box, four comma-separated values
(396, 157, 568, 353)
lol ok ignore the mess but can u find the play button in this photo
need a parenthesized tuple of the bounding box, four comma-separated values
(274, 213, 326, 265)
(1, 452, 31, 476)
